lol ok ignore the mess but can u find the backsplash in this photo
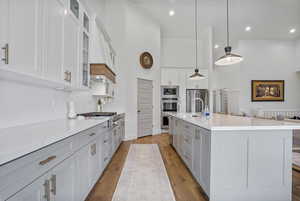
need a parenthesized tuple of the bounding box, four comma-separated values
(0, 79, 120, 129)
(0, 80, 100, 129)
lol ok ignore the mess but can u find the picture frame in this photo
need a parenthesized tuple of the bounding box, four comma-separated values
(140, 52, 153, 69)
(251, 80, 285, 102)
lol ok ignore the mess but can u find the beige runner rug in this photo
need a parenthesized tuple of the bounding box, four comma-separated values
(112, 144, 176, 201)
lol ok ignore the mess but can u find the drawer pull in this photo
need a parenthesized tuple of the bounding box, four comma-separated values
(104, 157, 108, 162)
(39, 156, 57, 166)
(104, 140, 108, 143)
(89, 133, 96, 137)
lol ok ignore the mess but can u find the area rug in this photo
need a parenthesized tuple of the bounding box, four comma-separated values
(112, 144, 176, 201)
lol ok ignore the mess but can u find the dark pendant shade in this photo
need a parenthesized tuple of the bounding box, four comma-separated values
(189, 69, 205, 80)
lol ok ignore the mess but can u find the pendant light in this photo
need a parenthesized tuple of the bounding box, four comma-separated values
(190, 0, 205, 80)
(215, 0, 243, 66)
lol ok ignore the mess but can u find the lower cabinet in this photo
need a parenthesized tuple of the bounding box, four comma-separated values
(2, 117, 126, 201)
(88, 140, 100, 187)
(172, 117, 211, 197)
(75, 146, 90, 201)
(51, 157, 76, 201)
(199, 130, 210, 195)
(7, 156, 75, 201)
(6, 175, 47, 201)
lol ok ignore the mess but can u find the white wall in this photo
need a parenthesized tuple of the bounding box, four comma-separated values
(161, 35, 209, 69)
(0, 80, 69, 128)
(99, 0, 161, 140)
(214, 40, 300, 115)
(296, 40, 300, 70)
(160, 29, 213, 112)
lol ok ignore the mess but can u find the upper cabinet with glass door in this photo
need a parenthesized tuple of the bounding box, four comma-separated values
(81, 11, 90, 88)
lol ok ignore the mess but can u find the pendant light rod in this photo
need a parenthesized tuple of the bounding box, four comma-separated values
(226, 0, 229, 47)
(195, 0, 198, 69)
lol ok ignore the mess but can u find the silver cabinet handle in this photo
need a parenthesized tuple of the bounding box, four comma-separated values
(64, 71, 72, 82)
(39, 156, 57, 166)
(50, 174, 56, 195)
(2, 44, 8, 64)
(89, 133, 96, 137)
(68, 72, 72, 82)
(43, 179, 51, 201)
(64, 71, 69, 82)
(91, 143, 97, 156)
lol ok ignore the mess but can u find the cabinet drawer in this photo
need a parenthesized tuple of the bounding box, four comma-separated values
(97, 122, 110, 134)
(73, 127, 99, 151)
(183, 151, 193, 171)
(0, 138, 73, 200)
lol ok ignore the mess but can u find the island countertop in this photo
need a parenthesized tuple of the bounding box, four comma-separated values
(167, 112, 300, 131)
(0, 118, 110, 166)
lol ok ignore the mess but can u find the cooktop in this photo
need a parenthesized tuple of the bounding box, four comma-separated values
(78, 112, 117, 117)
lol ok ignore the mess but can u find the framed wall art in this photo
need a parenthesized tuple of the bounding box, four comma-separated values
(251, 80, 284, 102)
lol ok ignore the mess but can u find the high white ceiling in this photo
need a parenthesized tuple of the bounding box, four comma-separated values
(128, 0, 300, 44)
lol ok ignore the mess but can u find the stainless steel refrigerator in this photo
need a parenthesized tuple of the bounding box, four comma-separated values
(186, 89, 209, 113)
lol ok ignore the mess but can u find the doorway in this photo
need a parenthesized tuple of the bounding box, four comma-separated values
(137, 78, 153, 138)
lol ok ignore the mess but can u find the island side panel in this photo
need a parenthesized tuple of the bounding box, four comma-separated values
(210, 129, 293, 201)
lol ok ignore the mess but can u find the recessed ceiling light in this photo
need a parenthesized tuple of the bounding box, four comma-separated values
(214, 44, 219, 49)
(245, 26, 252, 32)
(290, 28, 296, 34)
(169, 10, 175, 16)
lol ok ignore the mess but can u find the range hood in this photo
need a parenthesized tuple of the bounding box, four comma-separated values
(90, 63, 116, 83)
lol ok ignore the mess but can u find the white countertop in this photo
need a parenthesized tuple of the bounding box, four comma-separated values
(0, 118, 110, 166)
(168, 113, 300, 131)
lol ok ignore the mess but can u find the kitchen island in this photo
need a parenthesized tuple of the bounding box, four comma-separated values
(168, 113, 300, 201)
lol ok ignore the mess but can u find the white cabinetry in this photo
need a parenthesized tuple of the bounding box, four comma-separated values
(0, 0, 9, 69)
(7, 157, 75, 201)
(51, 157, 75, 201)
(161, 68, 181, 86)
(0, 0, 93, 90)
(1, 118, 126, 201)
(88, 140, 100, 187)
(43, 0, 64, 82)
(0, 0, 43, 75)
(6, 174, 47, 201)
(193, 127, 210, 195)
(74, 145, 90, 201)
(63, 13, 79, 86)
(172, 117, 211, 197)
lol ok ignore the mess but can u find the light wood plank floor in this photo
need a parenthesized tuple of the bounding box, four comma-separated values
(86, 134, 300, 201)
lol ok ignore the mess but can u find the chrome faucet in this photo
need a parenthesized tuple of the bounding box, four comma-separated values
(195, 97, 205, 113)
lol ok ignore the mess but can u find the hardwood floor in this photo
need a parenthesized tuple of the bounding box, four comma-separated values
(86, 134, 300, 201)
